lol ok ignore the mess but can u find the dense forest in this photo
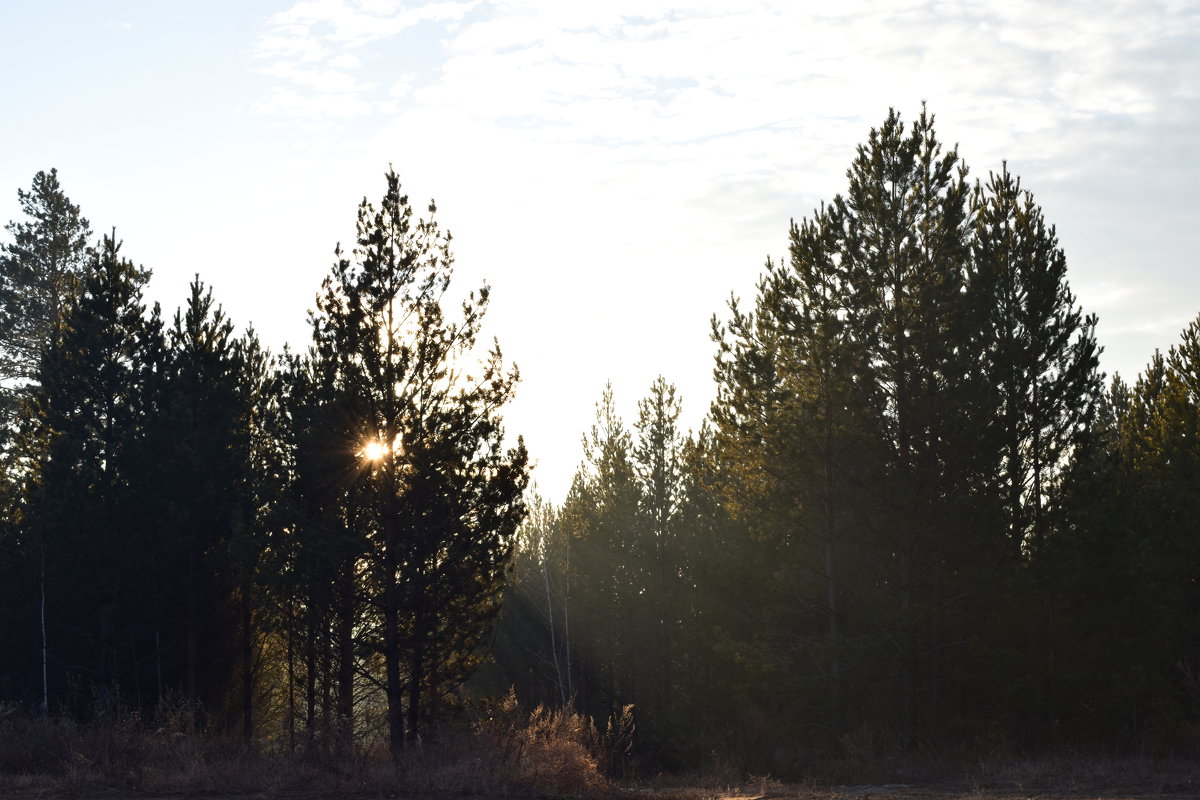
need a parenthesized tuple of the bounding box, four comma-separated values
(2, 109, 1199, 777)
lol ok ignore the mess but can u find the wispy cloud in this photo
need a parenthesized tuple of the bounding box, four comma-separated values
(254, 1, 1199, 155)
(251, 0, 1200, 495)
(253, 0, 478, 117)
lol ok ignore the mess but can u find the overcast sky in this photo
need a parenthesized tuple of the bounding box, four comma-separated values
(3, 1, 1198, 498)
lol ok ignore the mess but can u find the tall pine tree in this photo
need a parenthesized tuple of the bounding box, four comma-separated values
(299, 169, 528, 755)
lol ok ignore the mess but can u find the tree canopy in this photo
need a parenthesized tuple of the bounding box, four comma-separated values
(1, 120, 1198, 776)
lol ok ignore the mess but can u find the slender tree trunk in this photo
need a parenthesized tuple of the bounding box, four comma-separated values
(382, 486, 405, 759)
(407, 612, 426, 746)
(383, 602, 405, 758)
(241, 580, 254, 745)
(821, 371, 843, 735)
(321, 628, 332, 738)
(542, 547, 565, 705)
(564, 537, 573, 700)
(658, 533, 672, 728)
(900, 547, 915, 748)
(155, 630, 163, 707)
(380, 295, 406, 761)
(304, 606, 317, 746)
(40, 536, 48, 714)
(1031, 381, 1044, 551)
(287, 606, 296, 753)
(99, 578, 116, 685)
(186, 542, 199, 711)
(335, 560, 355, 749)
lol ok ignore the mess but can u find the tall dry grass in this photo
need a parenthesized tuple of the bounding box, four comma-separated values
(0, 690, 630, 798)
(474, 687, 610, 793)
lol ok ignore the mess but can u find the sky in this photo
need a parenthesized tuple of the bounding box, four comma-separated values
(3, 0, 1199, 499)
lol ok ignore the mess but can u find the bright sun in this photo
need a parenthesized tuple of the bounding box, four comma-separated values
(362, 440, 388, 461)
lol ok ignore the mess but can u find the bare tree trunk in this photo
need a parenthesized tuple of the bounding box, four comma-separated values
(407, 612, 426, 746)
(304, 606, 317, 747)
(822, 374, 843, 736)
(383, 600, 405, 758)
(287, 607, 296, 753)
(241, 580, 254, 745)
(542, 544, 566, 705)
(382, 294, 406, 761)
(186, 543, 199, 714)
(900, 546, 916, 749)
(156, 630, 162, 708)
(335, 560, 356, 750)
(564, 535, 573, 700)
(99, 578, 116, 685)
(40, 536, 48, 714)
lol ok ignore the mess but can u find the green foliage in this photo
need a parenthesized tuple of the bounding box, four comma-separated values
(25, 233, 162, 704)
(5, 118, 1200, 777)
(495, 108, 1138, 771)
(0, 169, 92, 389)
(972, 164, 1102, 556)
(285, 168, 529, 755)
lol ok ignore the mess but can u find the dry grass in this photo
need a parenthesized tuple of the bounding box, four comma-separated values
(0, 691, 630, 799)
(960, 753, 1200, 796)
(4, 699, 1198, 800)
(0, 698, 312, 797)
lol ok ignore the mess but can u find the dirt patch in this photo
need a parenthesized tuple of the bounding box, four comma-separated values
(707, 783, 1200, 800)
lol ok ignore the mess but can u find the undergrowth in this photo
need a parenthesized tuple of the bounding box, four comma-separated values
(5, 695, 1199, 799)
(0, 690, 633, 798)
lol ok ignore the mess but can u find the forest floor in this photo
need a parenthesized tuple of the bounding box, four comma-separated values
(5, 780, 1197, 800)
(1, 782, 1197, 800)
(708, 786, 1199, 800)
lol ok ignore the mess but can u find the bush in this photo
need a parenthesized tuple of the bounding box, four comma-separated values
(477, 688, 609, 794)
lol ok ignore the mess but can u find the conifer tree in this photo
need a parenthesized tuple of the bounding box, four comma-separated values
(277, 337, 369, 750)
(229, 327, 282, 744)
(25, 232, 162, 707)
(137, 279, 277, 724)
(0, 170, 94, 711)
(160, 280, 245, 711)
(302, 169, 528, 755)
(569, 386, 640, 725)
(0, 169, 93, 392)
(493, 494, 574, 707)
(835, 107, 982, 741)
(631, 377, 685, 747)
(972, 165, 1102, 557)
(710, 201, 868, 740)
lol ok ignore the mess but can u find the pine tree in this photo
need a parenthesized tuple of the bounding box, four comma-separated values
(229, 327, 282, 744)
(0, 169, 93, 391)
(631, 377, 685, 750)
(0, 171, 94, 614)
(302, 169, 528, 755)
(135, 278, 274, 724)
(972, 164, 1102, 557)
(492, 494, 574, 708)
(568, 385, 640, 729)
(834, 107, 984, 742)
(710, 200, 869, 740)
(277, 346, 366, 750)
(25, 232, 162, 709)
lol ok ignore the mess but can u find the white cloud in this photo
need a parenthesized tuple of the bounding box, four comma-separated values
(328, 52, 364, 69)
(249, 0, 1200, 497)
(254, 0, 481, 119)
(388, 75, 416, 97)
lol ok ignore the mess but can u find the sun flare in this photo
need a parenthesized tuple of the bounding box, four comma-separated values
(362, 440, 388, 461)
